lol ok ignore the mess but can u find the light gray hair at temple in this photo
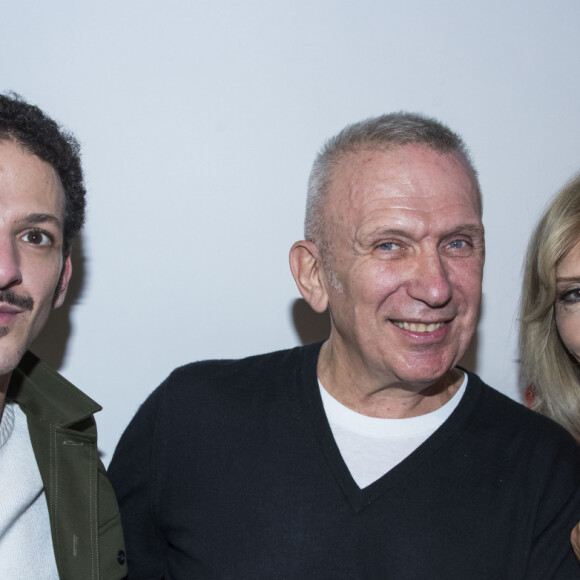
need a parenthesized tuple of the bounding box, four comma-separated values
(304, 112, 482, 254)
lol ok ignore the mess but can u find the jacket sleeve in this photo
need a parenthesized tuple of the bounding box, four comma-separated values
(108, 384, 167, 579)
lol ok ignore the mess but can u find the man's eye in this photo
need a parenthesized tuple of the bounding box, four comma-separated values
(448, 240, 468, 249)
(378, 242, 400, 251)
(22, 230, 51, 246)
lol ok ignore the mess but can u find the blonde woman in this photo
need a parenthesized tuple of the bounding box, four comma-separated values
(520, 174, 580, 436)
(519, 173, 580, 557)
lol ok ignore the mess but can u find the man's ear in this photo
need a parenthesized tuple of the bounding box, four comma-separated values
(53, 253, 72, 309)
(289, 240, 329, 313)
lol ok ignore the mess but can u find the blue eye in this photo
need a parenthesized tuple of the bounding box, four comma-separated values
(449, 240, 467, 249)
(378, 242, 400, 251)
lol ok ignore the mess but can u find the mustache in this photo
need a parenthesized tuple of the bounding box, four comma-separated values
(0, 291, 34, 311)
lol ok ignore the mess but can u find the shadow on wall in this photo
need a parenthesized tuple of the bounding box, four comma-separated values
(31, 236, 87, 371)
(292, 298, 331, 345)
(459, 295, 483, 375)
(33, 248, 482, 377)
(292, 296, 481, 376)
(458, 330, 478, 374)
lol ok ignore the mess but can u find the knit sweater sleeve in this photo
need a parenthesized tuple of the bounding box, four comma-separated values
(108, 380, 168, 579)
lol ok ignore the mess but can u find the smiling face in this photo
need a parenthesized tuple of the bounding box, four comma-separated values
(317, 144, 485, 391)
(0, 140, 71, 382)
(555, 238, 580, 363)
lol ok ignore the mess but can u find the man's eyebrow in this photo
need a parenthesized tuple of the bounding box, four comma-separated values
(445, 223, 485, 236)
(363, 227, 411, 238)
(18, 213, 63, 228)
(362, 223, 485, 239)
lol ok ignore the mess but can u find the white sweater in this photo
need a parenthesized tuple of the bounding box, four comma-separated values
(0, 402, 58, 578)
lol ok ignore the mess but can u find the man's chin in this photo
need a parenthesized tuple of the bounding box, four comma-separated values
(392, 358, 459, 388)
(0, 346, 29, 380)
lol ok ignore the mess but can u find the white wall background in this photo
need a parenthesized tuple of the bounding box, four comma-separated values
(1, 0, 579, 463)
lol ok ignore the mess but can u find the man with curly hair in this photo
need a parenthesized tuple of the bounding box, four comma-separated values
(0, 93, 126, 579)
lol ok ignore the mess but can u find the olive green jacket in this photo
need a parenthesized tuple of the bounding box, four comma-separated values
(7, 351, 127, 580)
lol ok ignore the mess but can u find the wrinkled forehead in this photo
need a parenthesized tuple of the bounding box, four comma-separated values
(325, 145, 481, 220)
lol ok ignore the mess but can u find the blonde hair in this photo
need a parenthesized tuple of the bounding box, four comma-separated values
(519, 173, 580, 439)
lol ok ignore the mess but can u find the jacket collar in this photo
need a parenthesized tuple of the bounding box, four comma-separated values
(7, 351, 101, 428)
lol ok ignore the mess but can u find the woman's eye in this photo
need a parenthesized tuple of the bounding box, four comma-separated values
(559, 288, 580, 304)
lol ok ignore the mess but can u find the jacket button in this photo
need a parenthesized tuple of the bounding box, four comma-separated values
(117, 550, 126, 565)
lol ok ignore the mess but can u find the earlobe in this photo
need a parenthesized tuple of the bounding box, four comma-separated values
(289, 241, 329, 313)
(53, 254, 72, 309)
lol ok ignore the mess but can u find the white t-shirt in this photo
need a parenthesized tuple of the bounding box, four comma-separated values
(320, 373, 467, 488)
(0, 402, 59, 579)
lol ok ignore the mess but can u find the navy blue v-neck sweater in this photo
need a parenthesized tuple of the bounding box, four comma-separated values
(109, 342, 580, 579)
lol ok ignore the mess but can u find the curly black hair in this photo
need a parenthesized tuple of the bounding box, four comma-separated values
(0, 92, 86, 253)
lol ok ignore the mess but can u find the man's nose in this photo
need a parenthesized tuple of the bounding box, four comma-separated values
(407, 250, 452, 307)
(0, 239, 22, 290)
